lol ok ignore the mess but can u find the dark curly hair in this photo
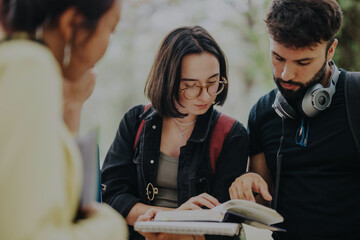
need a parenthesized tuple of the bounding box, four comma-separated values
(265, 0, 343, 49)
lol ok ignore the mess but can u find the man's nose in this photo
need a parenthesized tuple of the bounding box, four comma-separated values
(281, 63, 296, 81)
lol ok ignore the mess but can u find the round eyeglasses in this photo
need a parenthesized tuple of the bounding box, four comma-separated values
(179, 77, 228, 100)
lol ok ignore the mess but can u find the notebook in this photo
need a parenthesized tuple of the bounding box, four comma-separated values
(75, 130, 101, 206)
(134, 221, 241, 236)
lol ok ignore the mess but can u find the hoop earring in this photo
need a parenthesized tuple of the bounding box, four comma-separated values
(35, 18, 50, 41)
(35, 25, 44, 41)
(63, 44, 71, 67)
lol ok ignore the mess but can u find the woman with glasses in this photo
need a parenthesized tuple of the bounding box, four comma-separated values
(101, 26, 249, 240)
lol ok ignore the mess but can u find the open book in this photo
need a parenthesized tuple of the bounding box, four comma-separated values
(152, 199, 284, 231)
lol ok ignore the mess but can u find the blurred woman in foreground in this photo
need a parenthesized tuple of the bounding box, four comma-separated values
(0, 0, 127, 239)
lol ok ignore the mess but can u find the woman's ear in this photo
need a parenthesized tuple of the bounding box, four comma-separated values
(58, 7, 86, 43)
(327, 38, 338, 62)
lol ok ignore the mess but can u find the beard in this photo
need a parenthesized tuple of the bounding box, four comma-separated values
(274, 60, 327, 103)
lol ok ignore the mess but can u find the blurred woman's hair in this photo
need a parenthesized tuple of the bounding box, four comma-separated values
(145, 25, 228, 118)
(0, 0, 115, 33)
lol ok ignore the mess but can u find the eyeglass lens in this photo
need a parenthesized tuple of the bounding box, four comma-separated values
(183, 81, 224, 100)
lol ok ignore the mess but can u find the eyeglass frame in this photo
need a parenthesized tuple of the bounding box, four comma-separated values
(179, 76, 228, 100)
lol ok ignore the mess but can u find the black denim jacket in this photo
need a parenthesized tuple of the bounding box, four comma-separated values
(101, 105, 249, 239)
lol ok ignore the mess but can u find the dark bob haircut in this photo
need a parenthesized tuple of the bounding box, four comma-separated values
(265, 0, 343, 49)
(0, 0, 115, 33)
(145, 25, 228, 118)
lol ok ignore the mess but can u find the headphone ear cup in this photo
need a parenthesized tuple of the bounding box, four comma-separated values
(300, 83, 322, 117)
(273, 91, 299, 119)
(300, 61, 340, 118)
(300, 83, 332, 117)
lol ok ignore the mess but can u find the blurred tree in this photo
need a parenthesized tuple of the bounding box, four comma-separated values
(225, 0, 272, 90)
(82, 0, 274, 161)
(335, 0, 360, 71)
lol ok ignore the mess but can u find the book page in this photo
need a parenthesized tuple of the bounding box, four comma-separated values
(243, 220, 285, 232)
(154, 209, 224, 222)
(221, 200, 283, 225)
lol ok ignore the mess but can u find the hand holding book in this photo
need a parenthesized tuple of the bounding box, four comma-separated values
(135, 199, 284, 236)
(136, 193, 225, 238)
(137, 208, 206, 240)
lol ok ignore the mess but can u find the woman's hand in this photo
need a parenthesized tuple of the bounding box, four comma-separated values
(63, 68, 96, 105)
(62, 68, 96, 133)
(177, 193, 220, 210)
(75, 202, 100, 221)
(136, 208, 160, 222)
(136, 209, 204, 240)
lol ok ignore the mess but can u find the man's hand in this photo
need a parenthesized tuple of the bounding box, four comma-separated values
(229, 172, 272, 202)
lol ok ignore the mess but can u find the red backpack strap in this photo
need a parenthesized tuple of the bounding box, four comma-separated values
(133, 104, 151, 150)
(209, 113, 236, 174)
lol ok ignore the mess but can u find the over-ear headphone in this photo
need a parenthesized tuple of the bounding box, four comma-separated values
(272, 60, 340, 119)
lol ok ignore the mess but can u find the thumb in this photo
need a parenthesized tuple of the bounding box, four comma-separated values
(260, 185, 272, 201)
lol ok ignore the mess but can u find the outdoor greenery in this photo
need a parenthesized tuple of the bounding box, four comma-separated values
(335, 0, 360, 71)
(79, 0, 360, 163)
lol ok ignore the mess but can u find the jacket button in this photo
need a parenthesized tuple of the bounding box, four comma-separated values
(152, 125, 156, 129)
(150, 160, 154, 164)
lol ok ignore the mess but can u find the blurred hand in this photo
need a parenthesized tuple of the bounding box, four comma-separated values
(177, 193, 220, 210)
(62, 68, 96, 133)
(229, 172, 272, 202)
(63, 68, 96, 106)
(81, 202, 100, 217)
(75, 202, 100, 221)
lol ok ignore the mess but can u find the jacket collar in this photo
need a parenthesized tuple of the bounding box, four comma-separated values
(139, 104, 216, 143)
(190, 105, 215, 143)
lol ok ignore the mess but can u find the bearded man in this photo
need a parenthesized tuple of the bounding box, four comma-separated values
(229, 1, 360, 240)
